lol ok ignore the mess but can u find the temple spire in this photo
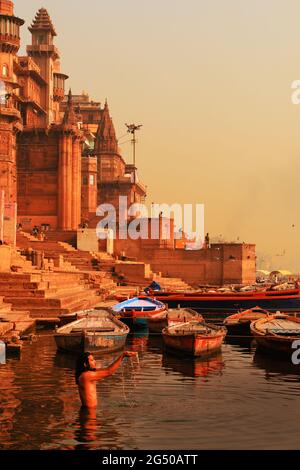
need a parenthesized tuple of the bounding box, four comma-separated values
(29, 7, 57, 36)
(62, 89, 78, 127)
(96, 101, 118, 153)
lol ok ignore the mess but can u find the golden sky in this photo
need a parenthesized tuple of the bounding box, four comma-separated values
(16, 0, 300, 272)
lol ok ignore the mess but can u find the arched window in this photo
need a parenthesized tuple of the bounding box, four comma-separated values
(2, 64, 8, 77)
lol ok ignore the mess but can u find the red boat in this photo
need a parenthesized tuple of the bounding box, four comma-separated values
(116, 288, 300, 314)
(148, 308, 203, 334)
(162, 320, 227, 357)
(223, 306, 270, 336)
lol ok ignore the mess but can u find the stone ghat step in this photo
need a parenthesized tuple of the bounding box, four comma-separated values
(5, 289, 100, 309)
(0, 278, 90, 291)
(63, 259, 96, 264)
(0, 284, 88, 298)
(0, 272, 86, 282)
(0, 322, 14, 337)
(26, 295, 101, 319)
(16, 243, 69, 253)
(0, 273, 39, 281)
(0, 303, 13, 313)
(0, 279, 88, 289)
(43, 231, 77, 244)
(0, 311, 31, 322)
(63, 259, 96, 266)
(63, 251, 97, 257)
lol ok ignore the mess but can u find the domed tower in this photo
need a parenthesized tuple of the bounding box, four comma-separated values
(27, 7, 68, 125)
(0, 0, 24, 203)
(95, 100, 125, 185)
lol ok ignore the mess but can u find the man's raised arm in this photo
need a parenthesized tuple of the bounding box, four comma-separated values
(88, 351, 137, 381)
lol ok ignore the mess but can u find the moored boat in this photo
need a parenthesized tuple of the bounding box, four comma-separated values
(58, 305, 114, 326)
(58, 309, 98, 326)
(162, 320, 227, 357)
(223, 306, 270, 336)
(54, 310, 129, 354)
(112, 297, 166, 329)
(250, 313, 300, 356)
(115, 288, 300, 314)
(148, 307, 203, 334)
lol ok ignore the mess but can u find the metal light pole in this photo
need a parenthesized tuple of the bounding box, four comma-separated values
(125, 123, 142, 184)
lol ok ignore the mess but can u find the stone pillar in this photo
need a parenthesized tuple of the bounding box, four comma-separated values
(66, 135, 73, 229)
(58, 133, 73, 230)
(0, 190, 4, 242)
(71, 137, 81, 230)
(0, 122, 17, 204)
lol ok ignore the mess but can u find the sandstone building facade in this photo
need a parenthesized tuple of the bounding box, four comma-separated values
(0, 0, 145, 232)
(0, 0, 256, 285)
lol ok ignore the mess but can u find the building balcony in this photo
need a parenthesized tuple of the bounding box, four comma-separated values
(0, 33, 20, 52)
(53, 87, 65, 102)
(27, 44, 59, 60)
(0, 102, 21, 120)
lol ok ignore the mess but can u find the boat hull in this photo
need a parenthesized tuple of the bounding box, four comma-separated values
(162, 330, 226, 357)
(223, 322, 252, 336)
(55, 332, 128, 354)
(121, 290, 300, 315)
(148, 315, 167, 334)
(54, 312, 129, 354)
(252, 335, 296, 356)
(148, 308, 203, 334)
(251, 314, 300, 356)
(113, 297, 167, 330)
(119, 316, 148, 329)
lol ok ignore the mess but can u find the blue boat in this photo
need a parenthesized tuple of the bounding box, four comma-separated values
(112, 297, 166, 329)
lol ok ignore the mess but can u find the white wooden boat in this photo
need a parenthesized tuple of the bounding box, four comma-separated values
(54, 310, 129, 354)
(250, 312, 300, 355)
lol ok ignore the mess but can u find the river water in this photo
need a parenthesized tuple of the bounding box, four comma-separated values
(0, 329, 300, 450)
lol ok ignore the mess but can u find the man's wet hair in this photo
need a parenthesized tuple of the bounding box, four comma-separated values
(75, 352, 94, 384)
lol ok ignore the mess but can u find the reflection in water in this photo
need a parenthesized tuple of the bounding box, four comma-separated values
(75, 407, 98, 448)
(2, 331, 300, 449)
(127, 329, 149, 353)
(0, 364, 21, 450)
(225, 335, 256, 349)
(147, 334, 164, 354)
(253, 351, 300, 379)
(162, 351, 224, 378)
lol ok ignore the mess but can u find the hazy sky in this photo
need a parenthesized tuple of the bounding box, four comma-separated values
(15, 0, 300, 271)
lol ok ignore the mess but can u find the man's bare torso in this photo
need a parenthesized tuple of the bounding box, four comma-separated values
(78, 372, 98, 408)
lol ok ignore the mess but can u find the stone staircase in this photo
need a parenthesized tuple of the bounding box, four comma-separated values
(0, 292, 33, 340)
(152, 274, 193, 292)
(0, 272, 101, 320)
(93, 251, 116, 274)
(17, 231, 101, 272)
(16, 231, 118, 300)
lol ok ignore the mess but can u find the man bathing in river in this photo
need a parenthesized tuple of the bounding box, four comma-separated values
(75, 351, 137, 408)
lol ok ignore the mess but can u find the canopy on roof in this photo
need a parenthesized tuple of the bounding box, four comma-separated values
(270, 270, 292, 276)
